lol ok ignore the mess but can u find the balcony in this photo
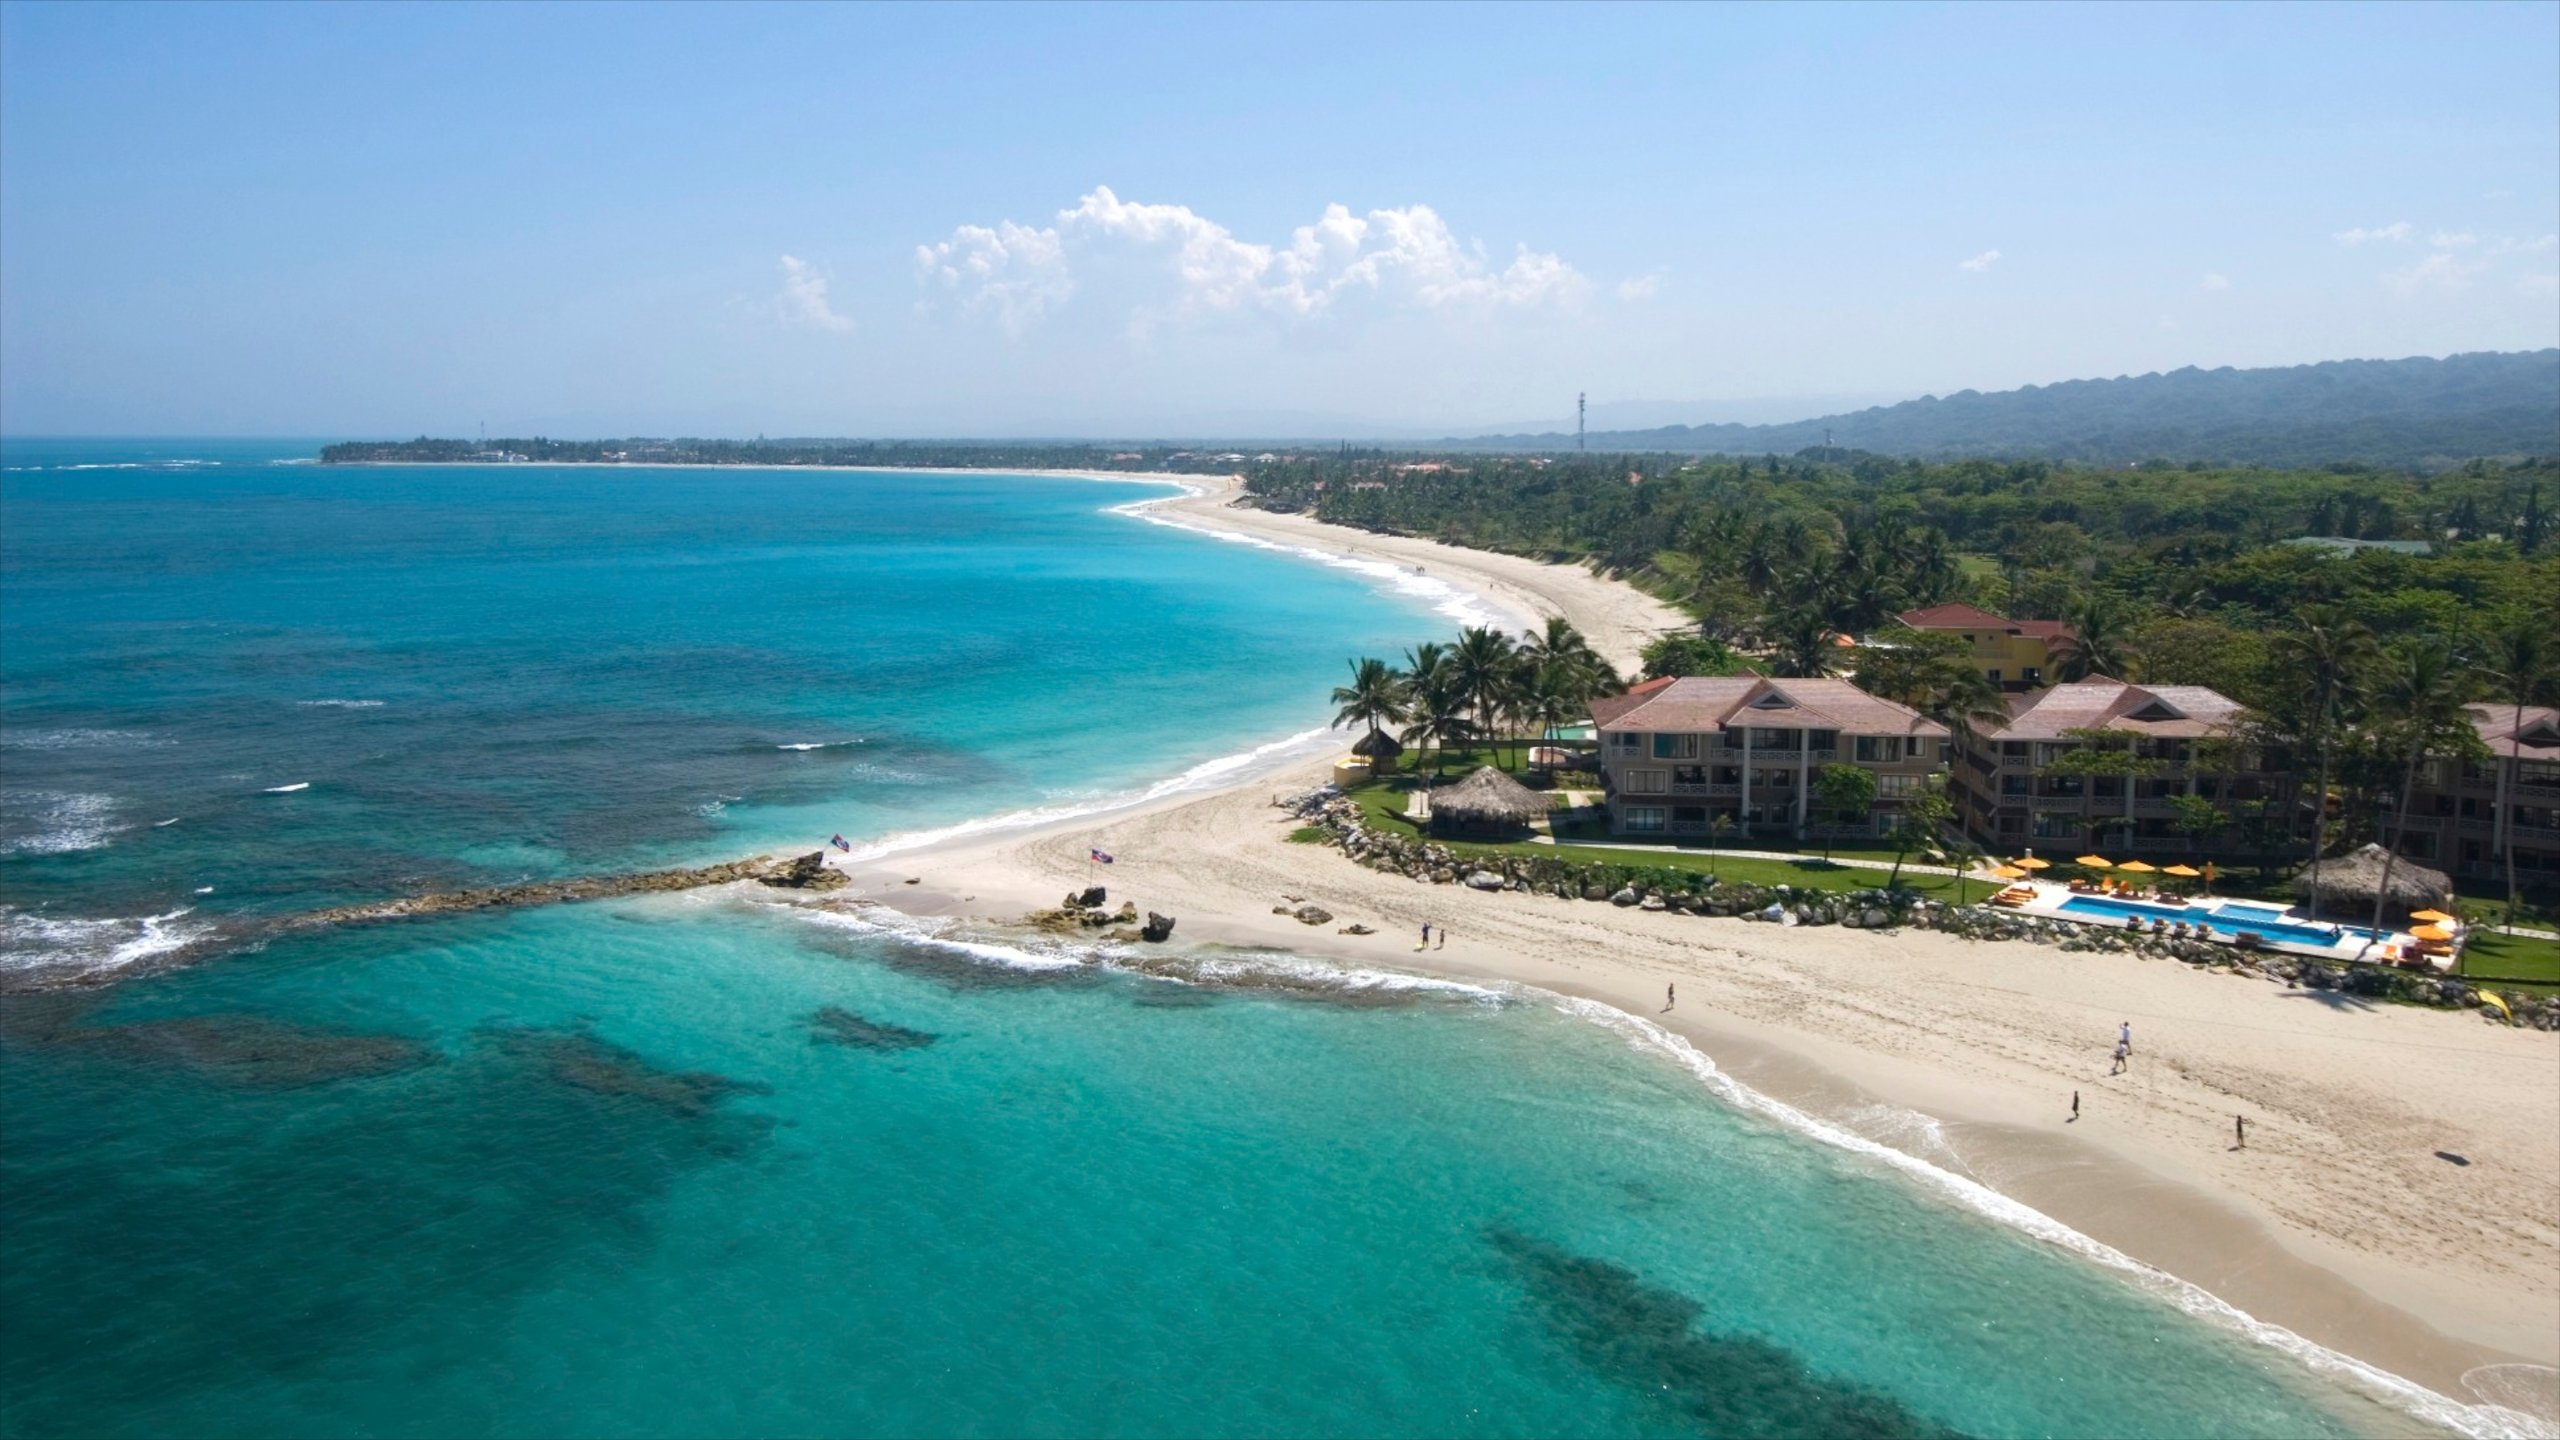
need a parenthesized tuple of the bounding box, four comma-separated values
(1668, 780, 1741, 797)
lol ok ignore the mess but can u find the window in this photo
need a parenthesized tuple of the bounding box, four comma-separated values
(1854, 736, 1904, 763)
(1876, 773, 1922, 797)
(1751, 768, 1796, 790)
(1623, 806, 1665, 833)
(1624, 769, 1666, 794)
(1986, 669, 2003, 683)
(2032, 813, 2083, 840)
(1651, 733, 1699, 760)
(2023, 667, 2042, 685)
(1609, 731, 1640, 752)
(1672, 806, 1707, 824)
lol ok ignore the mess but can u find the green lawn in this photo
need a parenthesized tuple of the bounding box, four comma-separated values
(2458, 930, 2560, 991)
(1341, 780, 1965, 899)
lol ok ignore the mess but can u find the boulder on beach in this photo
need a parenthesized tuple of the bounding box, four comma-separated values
(1142, 912, 1177, 942)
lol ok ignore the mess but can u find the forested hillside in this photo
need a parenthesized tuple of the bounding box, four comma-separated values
(1453, 350, 2560, 468)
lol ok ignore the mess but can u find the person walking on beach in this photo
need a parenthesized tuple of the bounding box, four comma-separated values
(2119, 1020, 2133, 1055)
(1665, 983, 1675, 1012)
(1435, 927, 1445, 950)
(2071, 1090, 2080, 1121)
(1419, 923, 1430, 951)
(2235, 1114, 2248, 1149)
(2110, 1038, 2129, 1075)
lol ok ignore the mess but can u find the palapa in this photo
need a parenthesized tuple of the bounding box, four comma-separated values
(2291, 843, 2452, 915)
(1350, 729, 1406, 767)
(1428, 765, 1551, 836)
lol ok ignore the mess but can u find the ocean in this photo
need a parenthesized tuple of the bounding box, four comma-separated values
(0, 439, 2452, 1437)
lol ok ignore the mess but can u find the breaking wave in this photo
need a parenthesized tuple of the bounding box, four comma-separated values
(0, 906, 216, 978)
(0, 791, 127, 855)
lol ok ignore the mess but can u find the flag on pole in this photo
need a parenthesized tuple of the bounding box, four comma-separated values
(830, 834, 852, 853)
(1089, 848, 1115, 865)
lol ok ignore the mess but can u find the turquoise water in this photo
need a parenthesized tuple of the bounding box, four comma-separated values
(0, 440, 2420, 1437)
(2055, 895, 2383, 947)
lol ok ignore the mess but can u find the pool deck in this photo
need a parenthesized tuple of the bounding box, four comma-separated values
(1983, 877, 2454, 971)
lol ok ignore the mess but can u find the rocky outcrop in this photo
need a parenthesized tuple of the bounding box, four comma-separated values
(760, 852, 852, 890)
(1142, 912, 1177, 942)
(296, 853, 825, 929)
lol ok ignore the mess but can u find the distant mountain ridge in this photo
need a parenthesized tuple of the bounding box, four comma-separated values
(1448, 350, 2560, 467)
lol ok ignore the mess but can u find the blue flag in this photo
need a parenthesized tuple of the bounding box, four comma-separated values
(830, 834, 851, 853)
(1089, 848, 1114, 864)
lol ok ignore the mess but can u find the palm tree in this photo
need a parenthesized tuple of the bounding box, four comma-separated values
(2054, 598, 2132, 681)
(1329, 657, 1407, 751)
(2486, 618, 2552, 933)
(2271, 609, 2377, 920)
(1450, 626, 1519, 767)
(2358, 636, 2471, 948)
(1766, 607, 1836, 679)
(1706, 812, 1736, 877)
(1398, 670, 1474, 781)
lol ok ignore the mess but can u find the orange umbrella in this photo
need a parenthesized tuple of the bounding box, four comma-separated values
(2116, 860, 2157, 874)
(1989, 865, 2027, 880)
(2013, 856, 2051, 871)
(2410, 923, 2454, 942)
(2161, 865, 2202, 878)
(2075, 854, 2114, 868)
(2408, 908, 2456, 924)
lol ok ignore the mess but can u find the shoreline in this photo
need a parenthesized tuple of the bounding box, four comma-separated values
(809, 480, 2556, 1434)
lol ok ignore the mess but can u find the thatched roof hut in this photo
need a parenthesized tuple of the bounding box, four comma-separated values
(1350, 729, 1405, 767)
(2291, 843, 2452, 916)
(1429, 765, 1550, 837)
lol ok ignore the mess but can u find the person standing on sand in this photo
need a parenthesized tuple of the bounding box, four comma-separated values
(2111, 1039, 2128, 1075)
(1435, 927, 1445, 950)
(1665, 983, 1675, 1012)
(2071, 1091, 2080, 1121)
(2119, 1020, 2133, 1055)
(1419, 923, 1430, 950)
(2235, 1114, 2248, 1149)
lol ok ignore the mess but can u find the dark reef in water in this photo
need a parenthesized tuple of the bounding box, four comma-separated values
(0, 996, 431, 1089)
(490, 1029, 769, 1117)
(809, 1005, 936, 1051)
(1487, 1228, 1969, 1439)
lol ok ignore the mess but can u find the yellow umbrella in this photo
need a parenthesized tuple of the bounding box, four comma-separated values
(2408, 908, 2456, 924)
(2074, 854, 2114, 868)
(2409, 923, 2454, 941)
(2117, 860, 2157, 874)
(2478, 989, 2512, 1022)
(1989, 865, 2027, 880)
(2013, 856, 2051, 871)
(2161, 864, 2202, 878)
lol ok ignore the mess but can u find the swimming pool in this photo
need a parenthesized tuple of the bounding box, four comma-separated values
(2055, 895, 2383, 948)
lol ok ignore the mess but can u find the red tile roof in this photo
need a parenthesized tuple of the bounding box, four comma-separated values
(1590, 675, 1948, 738)
(1896, 603, 2075, 644)
(1977, 678, 2246, 741)
(2468, 704, 2560, 762)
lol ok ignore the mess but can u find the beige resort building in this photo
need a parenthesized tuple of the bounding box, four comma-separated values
(1590, 676, 1948, 841)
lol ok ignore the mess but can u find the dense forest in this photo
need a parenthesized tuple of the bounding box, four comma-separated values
(1450, 350, 2560, 469)
(1252, 447, 2560, 904)
(318, 437, 1253, 472)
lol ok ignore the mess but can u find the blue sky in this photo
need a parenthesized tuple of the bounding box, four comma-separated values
(3, 0, 2554, 437)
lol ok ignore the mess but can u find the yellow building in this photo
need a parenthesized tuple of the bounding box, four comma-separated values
(1895, 603, 2074, 692)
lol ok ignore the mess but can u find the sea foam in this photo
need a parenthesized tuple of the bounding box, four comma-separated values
(0, 906, 214, 977)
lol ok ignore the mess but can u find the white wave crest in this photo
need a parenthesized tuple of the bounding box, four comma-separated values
(777, 902, 1091, 971)
(775, 740, 863, 751)
(262, 782, 311, 794)
(297, 699, 385, 709)
(1106, 487, 1525, 633)
(0, 791, 126, 854)
(0, 727, 164, 751)
(0, 906, 213, 977)
(1544, 991, 2550, 1440)
(843, 725, 1336, 861)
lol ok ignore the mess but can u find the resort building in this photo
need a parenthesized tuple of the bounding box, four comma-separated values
(1894, 603, 2074, 691)
(2390, 704, 2560, 890)
(1953, 678, 2296, 860)
(1589, 675, 1949, 840)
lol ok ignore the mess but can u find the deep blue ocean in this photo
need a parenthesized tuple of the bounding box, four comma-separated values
(0, 439, 2448, 1437)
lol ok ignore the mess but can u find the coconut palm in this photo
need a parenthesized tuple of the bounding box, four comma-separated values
(2054, 598, 2133, 681)
(1329, 657, 1407, 750)
(2357, 636, 2473, 947)
(1519, 616, 1623, 703)
(2486, 618, 2553, 932)
(1450, 626, 1520, 765)
(1398, 670, 1475, 781)
(2272, 608, 2377, 920)
(1766, 607, 1836, 679)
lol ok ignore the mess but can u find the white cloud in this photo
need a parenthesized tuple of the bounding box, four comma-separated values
(2429, 231, 2478, 248)
(1615, 271, 1665, 303)
(2200, 272, 2230, 291)
(914, 186, 1589, 332)
(2388, 250, 2487, 294)
(776, 255, 853, 333)
(1957, 249, 2000, 273)
(2333, 222, 2413, 245)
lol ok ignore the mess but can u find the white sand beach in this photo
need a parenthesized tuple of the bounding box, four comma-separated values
(831, 477, 2560, 1417)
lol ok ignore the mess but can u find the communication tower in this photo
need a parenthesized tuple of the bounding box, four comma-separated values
(1577, 393, 1586, 451)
